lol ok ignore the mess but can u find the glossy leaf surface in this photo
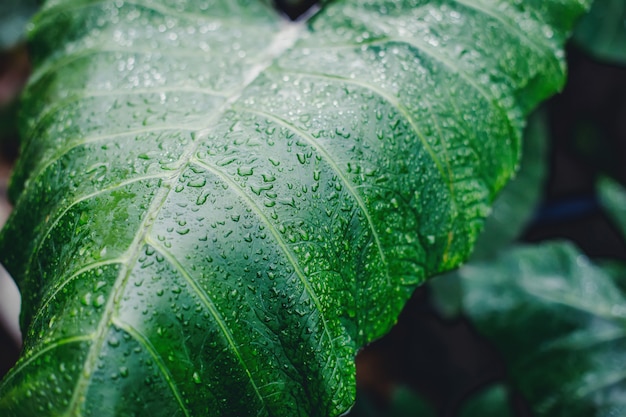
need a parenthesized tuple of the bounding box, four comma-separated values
(470, 109, 548, 260)
(0, 0, 588, 415)
(462, 242, 626, 416)
(429, 109, 548, 318)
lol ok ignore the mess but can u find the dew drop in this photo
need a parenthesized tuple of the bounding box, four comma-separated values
(237, 166, 254, 177)
(192, 371, 201, 384)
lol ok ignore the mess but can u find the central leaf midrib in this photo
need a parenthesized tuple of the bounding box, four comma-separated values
(62, 18, 306, 416)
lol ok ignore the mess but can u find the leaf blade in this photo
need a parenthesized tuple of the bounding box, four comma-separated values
(0, 0, 589, 415)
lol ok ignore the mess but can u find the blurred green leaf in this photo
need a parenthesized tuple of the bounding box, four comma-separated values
(430, 110, 548, 318)
(574, 0, 626, 65)
(0, 0, 38, 50)
(598, 260, 626, 294)
(458, 384, 514, 417)
(471, 109, 548, 260)
(598, 177, 626, 239)
(462, 241, 626, 417)
(347, 387, 436, 417)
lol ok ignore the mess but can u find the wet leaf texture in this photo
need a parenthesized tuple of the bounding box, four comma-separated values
(0, 0, 588, 416)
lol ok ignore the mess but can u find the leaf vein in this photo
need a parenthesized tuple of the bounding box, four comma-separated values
(26, 173, 168, 280)
(24, 87, 228, 138)
(29, 260, 125, 331)
(189, 157, 342, 369)
(21, 125, 197, 191)
(111, 317, 191, 417)
(0, 335, 92, 392)
(236, 105, 391, 284)
(144, 238, 267, 412)
(452, 0, 560, 70)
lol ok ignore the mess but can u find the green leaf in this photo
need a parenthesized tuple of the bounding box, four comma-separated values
(429, 108, 548, 317)
(0, 0, 38, 50)
(0, 0, 588, 416)
(462, 242, 626, 416)
(598, 176, 626, 240)
(573, 0, 626, 65)
(458, 384, 514, 417)
(347, 387, 436, 417)
(470, 108, 548, 260)
(598, 259, 626, 293)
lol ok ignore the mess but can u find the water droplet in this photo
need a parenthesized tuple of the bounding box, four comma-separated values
(188, 178, 206, 188)
(262, 173, 276, 183)
(192, 371, 201, 384)
(94, 294, 106, 307)
(217, 156, 236, 167)
(196, 191, 210, 205)
(237, 166, 254, 177)
(268, 157, 280, 166)
(81, 293, 92, 306)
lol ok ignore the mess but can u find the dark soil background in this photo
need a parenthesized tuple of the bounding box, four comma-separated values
(0, 11, 625, 416)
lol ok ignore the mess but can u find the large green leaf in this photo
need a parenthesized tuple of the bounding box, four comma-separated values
(0, 0, 588, 415)
(462, 242, 626, 416)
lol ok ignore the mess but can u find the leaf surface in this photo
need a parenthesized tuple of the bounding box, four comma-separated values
(429, 109, 548, 318)
(0, 0, 588, 415)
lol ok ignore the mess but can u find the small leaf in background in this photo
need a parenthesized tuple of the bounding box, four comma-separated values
(596, 176, 626, 292)
(347, 387, 436, 417)
(574, 0, 626, 65)
(462, 241, 626, 417)
(598, 176, 626, 239)
(457, 384, 514, 417)
(0, 0, 38, 50)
